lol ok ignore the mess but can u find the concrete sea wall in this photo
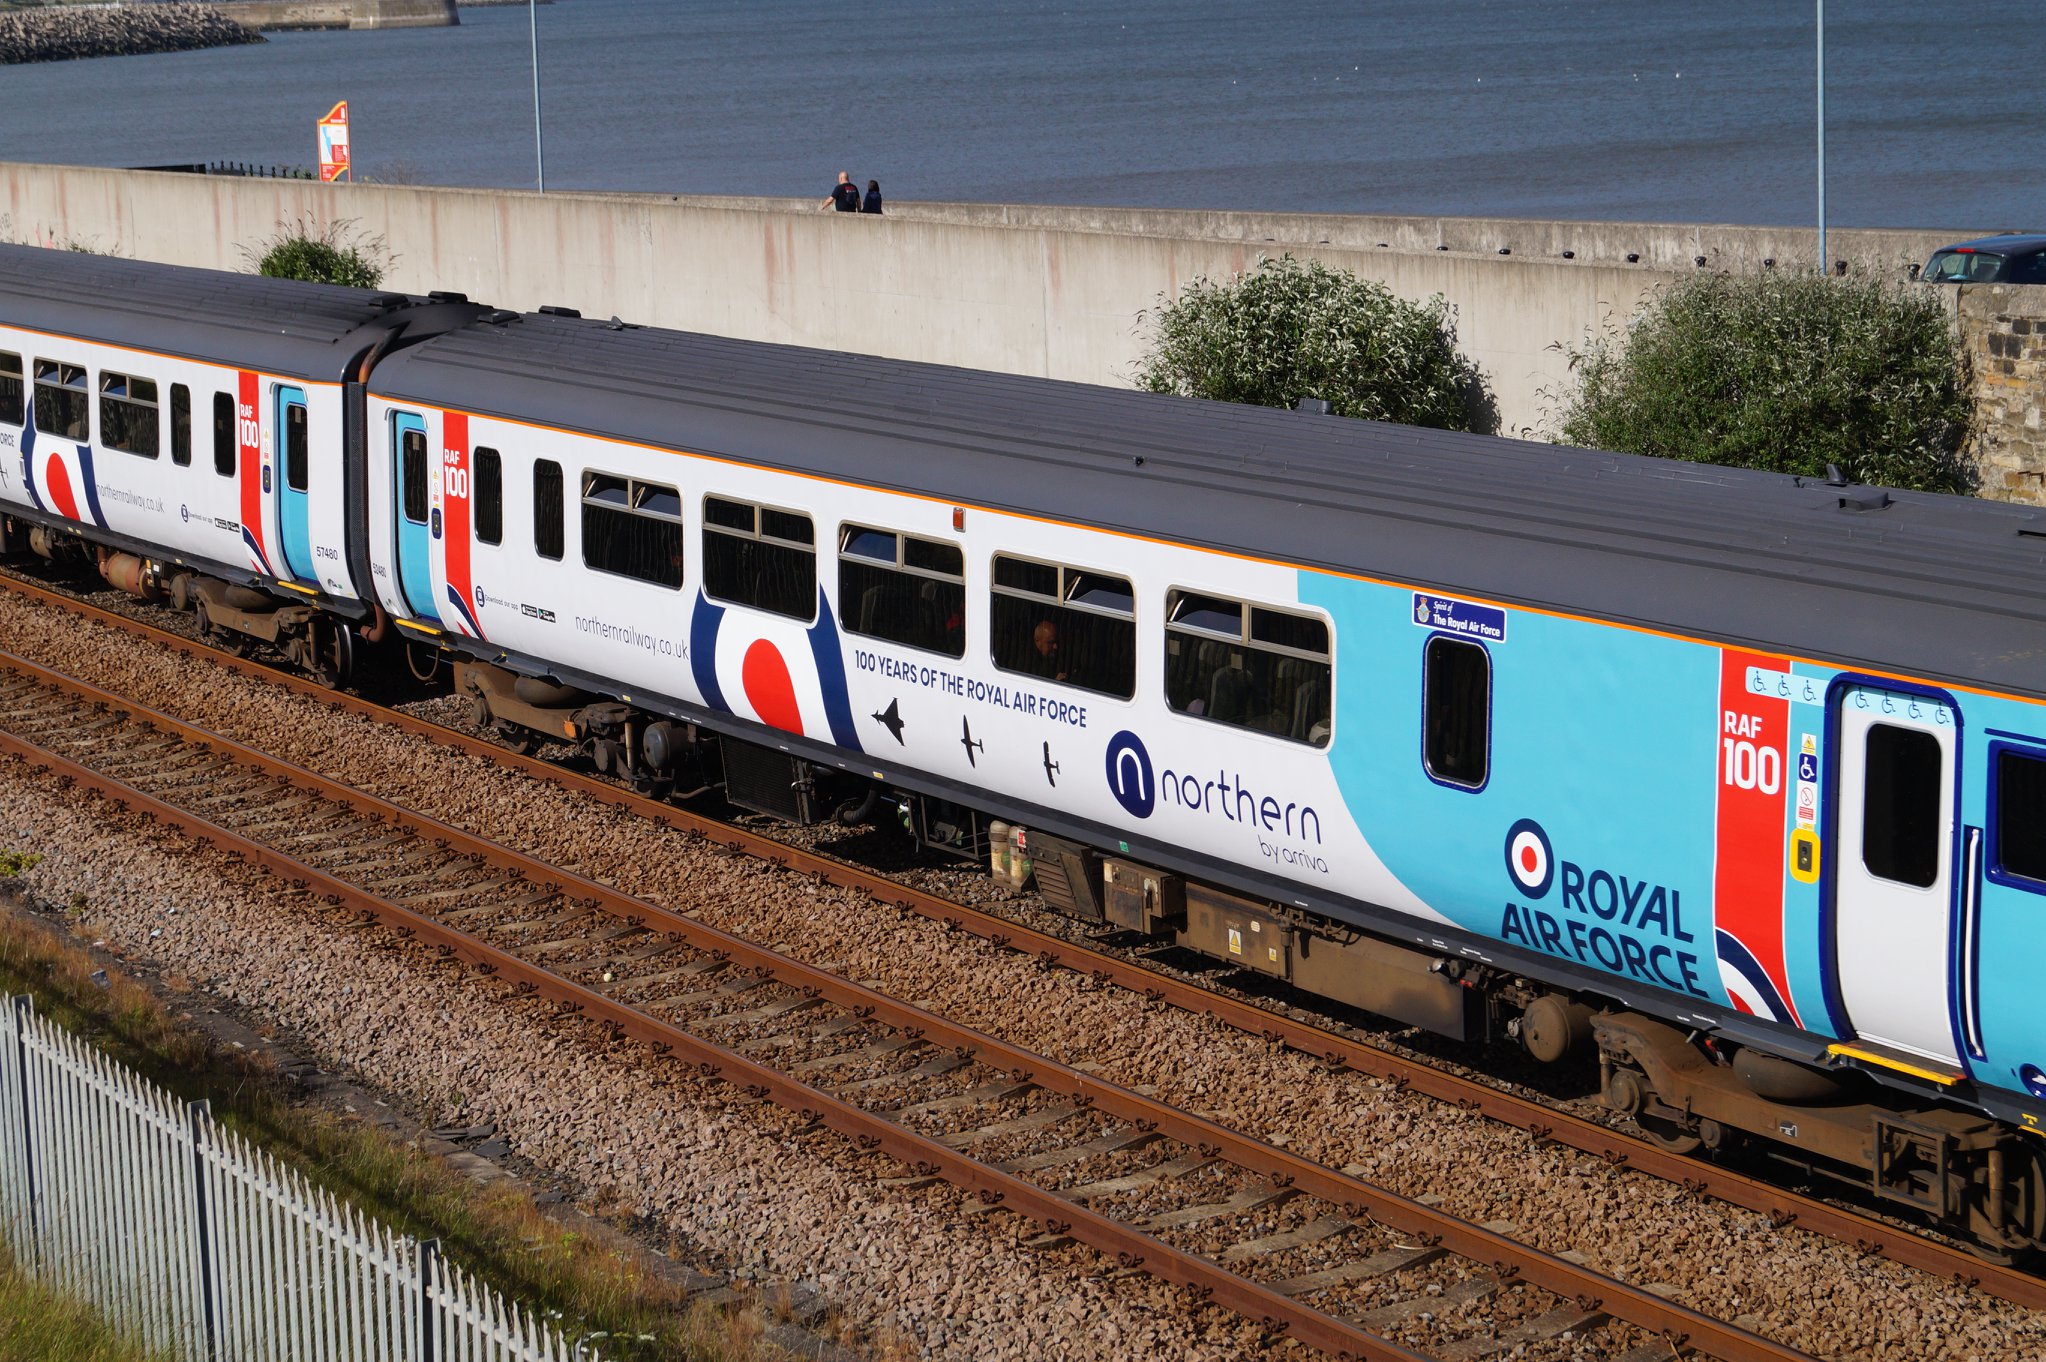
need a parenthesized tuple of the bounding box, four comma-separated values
(0, 161, 2024, 489)
(218, 0, 456, 30)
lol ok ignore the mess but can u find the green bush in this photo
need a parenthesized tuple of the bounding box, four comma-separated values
(1135, 254, 1487, 431)
(1558, 270, 1974, 493)
(247, 218, 389, 289)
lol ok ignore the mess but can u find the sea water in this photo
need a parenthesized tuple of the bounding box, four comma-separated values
(0, 0, 2037, 228)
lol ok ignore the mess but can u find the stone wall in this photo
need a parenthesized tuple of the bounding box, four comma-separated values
(1958, 285, 2046, 503)
(0, 3, 263, 64)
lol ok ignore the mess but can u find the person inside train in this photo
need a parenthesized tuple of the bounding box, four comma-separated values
(1029, 619, 1066, 682)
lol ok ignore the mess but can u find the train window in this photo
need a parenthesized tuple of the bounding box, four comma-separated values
(212, 393, 236, 477)
(1164, 590, 1330, 746)
(99, 371, 160, 458)
(703, 496, 815, 619)
(33, 361, 89, 442)
(401, 429, 429, 523)
(1423, 636, 1489, 788)
(583, 470, 682, 589)
(839, 523, 965, 658)
(990, 554, 1135, 700)
(533, 459, 563, 560)
(0, 352, 21, 427)
(169, 384, 191, 467)
(1862, 723, 1941, 888)
(284, 403, 308, 491)
(473, 447, 502, 546)
(1996, 749, 2046, 883)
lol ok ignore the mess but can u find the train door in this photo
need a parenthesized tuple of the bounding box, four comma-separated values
(1967, 740, 2046, 1083)
(391, 412, 440, 624)
(1829, 684, 1960, 1064)
(274, 385, 315, 584)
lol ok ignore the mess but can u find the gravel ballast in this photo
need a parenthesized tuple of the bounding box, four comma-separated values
(0, 578, 2038, 1359)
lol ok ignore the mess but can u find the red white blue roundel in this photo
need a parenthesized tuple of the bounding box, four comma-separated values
(1505, 818, 1553, 898)
(18, 409, 109, 529)
(689, 589, 862, 752)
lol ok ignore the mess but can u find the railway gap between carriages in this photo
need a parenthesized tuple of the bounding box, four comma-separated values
(0, 619, 1825, 1362)
(0, 563, 2038, 1333)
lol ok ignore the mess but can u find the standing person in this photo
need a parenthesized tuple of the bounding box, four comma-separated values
(862, 179, 883, 215)
(824, 171, 861, 213)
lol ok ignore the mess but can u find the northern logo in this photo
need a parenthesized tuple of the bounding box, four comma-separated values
(1504, 817, 1553, 897)
(1104, 729, 1155, 818)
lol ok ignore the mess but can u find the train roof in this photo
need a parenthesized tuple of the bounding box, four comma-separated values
(0, 243, 478, 381)
(380, 310, 2046, 703)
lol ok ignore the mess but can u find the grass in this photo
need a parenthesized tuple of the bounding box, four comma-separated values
(0, 892, 797, 1362)
(0, 1244, 166, 1362)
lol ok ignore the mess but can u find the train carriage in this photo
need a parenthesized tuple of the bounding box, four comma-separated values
(8, 244, 2046, 1252)
(0, 246, 480, 680)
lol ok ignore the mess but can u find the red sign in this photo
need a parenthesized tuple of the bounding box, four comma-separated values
(317, 101, 351, 183)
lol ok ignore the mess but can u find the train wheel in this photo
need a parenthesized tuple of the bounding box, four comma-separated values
(307, 618, 352, 690)
(492, 722, 539, 756)
(195, 598, 248, 656)
(1636, 1114, 1705, 1156)
(1967, 1141, 2046, 1263)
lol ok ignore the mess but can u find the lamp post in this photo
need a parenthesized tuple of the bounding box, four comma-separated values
(529, 0, 545, 193)
(1815, 0, 1826, 272)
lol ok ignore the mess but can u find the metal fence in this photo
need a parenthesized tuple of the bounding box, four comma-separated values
(0, 995, 594, 1361)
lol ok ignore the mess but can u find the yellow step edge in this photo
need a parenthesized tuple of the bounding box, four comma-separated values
(1827, 1042, 1963, 1086)
(394, 618, 442, 637)
(275, 581, 318, 597)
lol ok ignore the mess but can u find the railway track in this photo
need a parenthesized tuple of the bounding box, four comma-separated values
(0, 628, 1818, 1360)
(1, 566, 2039, 1329)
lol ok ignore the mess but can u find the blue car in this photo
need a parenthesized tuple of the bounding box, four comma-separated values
(1920, 233, 2046, 283)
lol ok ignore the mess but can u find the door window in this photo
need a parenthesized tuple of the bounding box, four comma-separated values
(284, 403, 309, 491)
(401, 429, 429, 524)
(1862, 723, 1942, 887)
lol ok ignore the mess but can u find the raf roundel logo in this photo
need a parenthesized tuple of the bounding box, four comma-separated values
(1505, 818, 1554, 898)
(1104, 729, 1155, 819)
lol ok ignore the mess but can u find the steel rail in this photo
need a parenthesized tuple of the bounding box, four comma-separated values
(0, 646, 1814, 1362)
(0, 567, 2031, 1310)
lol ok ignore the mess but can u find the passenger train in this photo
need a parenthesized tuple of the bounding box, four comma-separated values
(4, 243, 2045, 1255)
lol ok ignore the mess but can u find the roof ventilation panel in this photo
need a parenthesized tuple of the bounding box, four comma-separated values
(1836, 488, 1891, 512)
